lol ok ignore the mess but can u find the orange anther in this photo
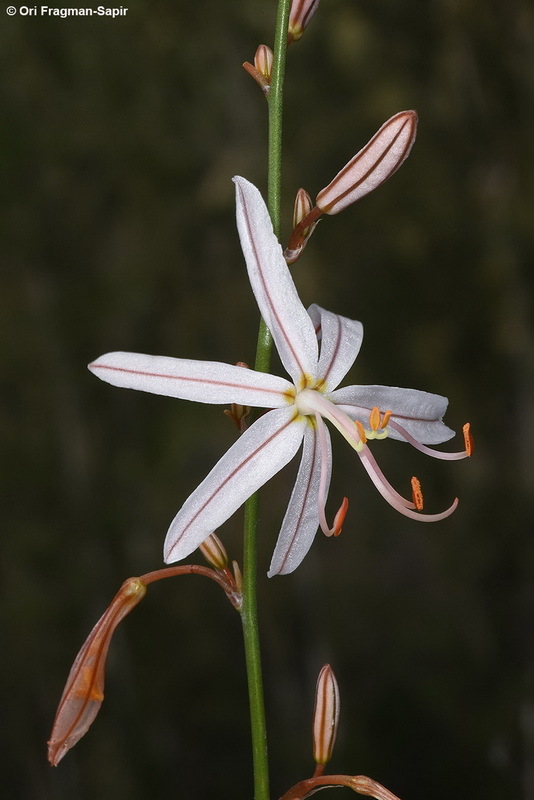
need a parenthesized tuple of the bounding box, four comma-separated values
(332, 497, 349, 537)
(369, 406, 381, 431)
(411, 476, 424, 511)
(380, 409, 392, 428)
(355, 420, 367, 444)
(463, 422, 473, 456)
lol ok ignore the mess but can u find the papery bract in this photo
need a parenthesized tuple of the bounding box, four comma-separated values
(89, 177, 470, 577)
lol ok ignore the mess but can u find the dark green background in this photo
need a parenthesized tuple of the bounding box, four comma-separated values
(2, 0, 533, 798)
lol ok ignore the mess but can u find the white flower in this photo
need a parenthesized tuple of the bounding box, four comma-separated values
(89, 177, 470, 576)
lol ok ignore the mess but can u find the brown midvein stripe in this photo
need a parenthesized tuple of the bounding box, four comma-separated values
(91, 362, 285, 395)
(278, 427, 317, 573)
(302, 0, 319, 26)
(239, 183, 306, 377)
(321, 315, 342, 386)
(333, 115, 413, 204)
(172, 414, 299, 548)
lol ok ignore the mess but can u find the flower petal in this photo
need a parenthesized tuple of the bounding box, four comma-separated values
(308, 304, 363, 392)
(268, 422, 331, 577)
(330, 384, 455, 444)
(164, 407, 306, 563)
(89, 352, 292, 407)
(233, 176, 319, 386)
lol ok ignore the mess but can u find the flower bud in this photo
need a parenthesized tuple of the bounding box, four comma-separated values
(288, 0, 321, 44)
(285, 188, 318, 264)
(242, 45, 273, 95)
(293, 187, 314, 230)
(199, 532, 229, 571)
(316, 111, 418, 215)
(312, 663, 340, 765)
(48, 577, 147, 766)
(254, 44, 273, 83)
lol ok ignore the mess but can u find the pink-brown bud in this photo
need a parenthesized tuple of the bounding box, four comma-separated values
(288, 0, 321, 44)
(285, 188, 319, 264)
(316, 111, 418, 215)
(254, 44, 273, 83)
(242, 45, 273, 95)
(312, 663, 340, 765)
(293, 188, 314, 230)
(199, 532, 229, 571)
(48, 577, 147, 766)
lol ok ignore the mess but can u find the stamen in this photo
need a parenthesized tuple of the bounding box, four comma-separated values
(387, 418, 471, 460)
(332, 497, 349, 537)
(359, 447, 416, 509)
(380, 410, 392, 428)
(358, 447, 459, 521)
(369, 406, 381, 431)
(411, 476, 424, 510)
(355, 420, 367, 444)
(463, 422, 474, 456)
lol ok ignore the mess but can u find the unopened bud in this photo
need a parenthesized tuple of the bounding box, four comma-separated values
(293, 188, 314, 230)
(285, 188, 319, 264)
(316, 111, 418, 215)
(48, 577, 147, 766)
(243, 45, 273, 95)
(254, 44, 273, 83)
(199, 533, 229, 571)
(288, 0, 321, 44)
(313, 664, 340, 765)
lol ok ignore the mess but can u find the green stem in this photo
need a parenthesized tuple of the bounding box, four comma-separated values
(240, 3, 292, 800)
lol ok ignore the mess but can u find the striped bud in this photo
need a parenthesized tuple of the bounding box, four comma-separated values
(254, 45, 273, 83)
(293, 188, 314, 230)
(243, 45, 273, 94)
(316, 111, 418, 215)
(199, 532, 229, 571)
(313, 664, 340, 765)
(285, 188, 318, 264)
(288, 0, 321, 43)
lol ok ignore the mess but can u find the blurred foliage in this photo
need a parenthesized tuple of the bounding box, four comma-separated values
(2, 0, 534, 798)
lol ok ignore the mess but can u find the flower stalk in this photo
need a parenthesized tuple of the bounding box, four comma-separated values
(240, 3, 293, 799)
(47, 563, 242, 767)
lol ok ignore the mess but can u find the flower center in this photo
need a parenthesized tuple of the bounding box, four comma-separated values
(295, 388, 364, 451)
(295, 388, 392, 453)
